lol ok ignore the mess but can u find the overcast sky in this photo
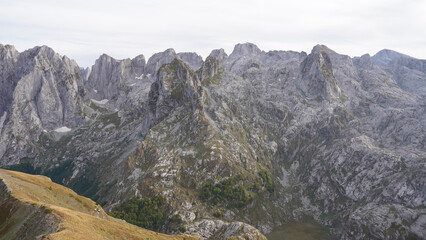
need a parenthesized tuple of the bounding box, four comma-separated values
(1, 0, 425, 67)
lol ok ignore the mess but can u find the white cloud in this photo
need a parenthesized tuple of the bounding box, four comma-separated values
(0, 0, 425, 67)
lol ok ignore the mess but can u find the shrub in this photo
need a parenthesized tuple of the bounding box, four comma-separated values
(258, 170, 274, 193)
(169, 214, 182, 225)
(41, 205, 53, 214)
(199, 175, 252, 208)
(178, 225, 187, 233)
(108, 195, 166, 231)
(3, 162, 41, 174)
(213, 210, 224, 218)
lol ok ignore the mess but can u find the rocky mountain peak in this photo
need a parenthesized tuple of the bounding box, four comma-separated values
(0, 45, 19, 119)
(145, 48, 177, 75)
(230, 42, 262, 58)
(132, 54, 146, 61)
(177, 52, 203, 71)
(86, 53, 144, 100)
(371, 49, 412, 66)
(209, 48, 228, 61)
(145, 49, 204, 76)
(99, 53, 114, 61)
(149, 58, 201, 120)
(311, 44, 336, 54)
(131, 54, 146, 76)
(197, 55, 225, 81)
(354, 54, 374, 69)
(0, 44, 19, 74)
(81, 67, 91, 82)
(0, 44, 86, 162)
(0, 44, 19, 59)
(164, 48, 176, 55)
(29, 45, 58, 60)
(298, 48, 341, 100)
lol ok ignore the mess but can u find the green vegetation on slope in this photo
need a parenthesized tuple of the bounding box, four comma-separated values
(3, 160, 101, 200)
(199, 174, 253, 208)
(258, 170, 274, 193)
(108, 195, 186, 233)
(0, 169, 196, 240)
(3, 161, 41, 175)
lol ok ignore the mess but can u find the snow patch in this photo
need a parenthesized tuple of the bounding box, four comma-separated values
(54, 126, 71, 133)
(93, 89, 98, 93)
(135, 74, 143, 79)
(104, 123, 116, 130)
(91, 99, 108, 104)
(71, 169, 79, 179)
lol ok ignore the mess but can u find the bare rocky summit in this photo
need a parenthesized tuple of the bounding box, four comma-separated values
(0, 42, 425, 240)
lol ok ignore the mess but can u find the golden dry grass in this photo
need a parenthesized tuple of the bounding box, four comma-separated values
(0, 169, 198, 240)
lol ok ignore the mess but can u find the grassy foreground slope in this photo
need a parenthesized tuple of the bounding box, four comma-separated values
(0, 169, 198, 240)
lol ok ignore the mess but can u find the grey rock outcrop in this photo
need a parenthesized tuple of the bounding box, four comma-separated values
(187, 220, 267, 240)
(132, 54, 146, 76)
(197, 55, 225, 81)
(145, 48, 177, 76)
(85, 54, 146, 100)
(148, 58, 201, 121)
(371, 49, 412, 66)
(209, 48, 228, 61)
(370, 49, 426, 98)
(298, 45, 341, 100)
(0, 45, 86, 162)
(145, 49, 204, 76)
(81, 67, 91, 82)
(229, 42, 262, 59)
(0, 44, 19, 117)
(177, 52, 203, 71)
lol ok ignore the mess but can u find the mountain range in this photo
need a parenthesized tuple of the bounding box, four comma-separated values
(0, 42, 425, 240)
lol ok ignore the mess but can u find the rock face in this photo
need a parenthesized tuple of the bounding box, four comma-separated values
(0, 45, 86, 162)
(85, 54, 146, 100)
(177, 52, 203, 71)
(0, 44, 19, 118)
(145, 48, 203, 76)
(370, 49, 426, 98)
(0, 43, 425, 240)
(298, 46, 341, 100)
(149, 58, 201, 121)
(187, 220, 267, 240)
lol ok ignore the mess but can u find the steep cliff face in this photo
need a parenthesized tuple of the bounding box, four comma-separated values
(0, 46, 86, 163)
(149, 58, 201, 120)
(298, 45, 341, 100)
(371, 49, 426, 98)
(0, 44, 19, 120)
(85, 54, 146, 100)
(0, 43, 425, 240)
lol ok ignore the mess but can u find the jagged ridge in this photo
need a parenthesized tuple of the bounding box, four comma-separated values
(0, 43, 425, 240)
